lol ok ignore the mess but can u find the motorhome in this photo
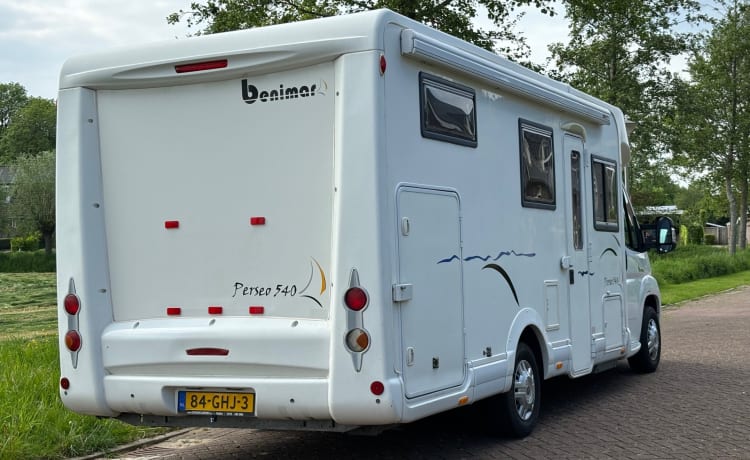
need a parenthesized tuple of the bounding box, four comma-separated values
(56, 9, 675, 437)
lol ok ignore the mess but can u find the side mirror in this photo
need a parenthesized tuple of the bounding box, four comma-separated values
(655, 216, 676, 253)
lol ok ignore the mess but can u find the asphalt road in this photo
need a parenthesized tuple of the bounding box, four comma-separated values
(104, 287, 750, 459)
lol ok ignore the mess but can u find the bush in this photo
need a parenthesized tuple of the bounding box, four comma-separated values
(10, 232, 41, 252)
(651, 245, 750, 285)
(687, 225, 704, 245)
(0, 238, 10, 251)
(0, 250, 55, 272)
(704, 234, 716, 245)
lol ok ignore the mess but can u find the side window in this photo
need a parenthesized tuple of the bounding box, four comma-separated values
(520, 120, 555, 209)
(571, 151, 583, 250)
(624, 196, 641, 251)
(419, 72, 477, 147)
(592, 157, 619, 231)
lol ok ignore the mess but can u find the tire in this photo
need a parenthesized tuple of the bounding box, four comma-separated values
(484, 342, 541, 438)
(628, 306, 661, 373)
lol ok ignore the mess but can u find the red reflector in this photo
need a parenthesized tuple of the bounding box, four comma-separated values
(208, 306, 223, 314)
(250, 217, 266, 226)
(65, 331, 82, 352)
(167, 307, 182, 316)
(370, 381, 385, 396)
(344, 287, 368, 311)
(249, 306, 265, 315)
(64, 294, 80, 315)
(379, 54, 387, 75)
(60, 377, 71, 390)
(186, 347, 229, 356)
(175, 59, 228, 73)
(165, 220, 180, 229)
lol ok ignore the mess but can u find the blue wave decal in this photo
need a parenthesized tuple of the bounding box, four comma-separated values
(437, 250, 536, 264)
(437, 255, 461, 264)
(578, 270, 595, 277)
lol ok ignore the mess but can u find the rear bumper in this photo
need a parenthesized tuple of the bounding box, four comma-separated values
(104, 375, 331, 420)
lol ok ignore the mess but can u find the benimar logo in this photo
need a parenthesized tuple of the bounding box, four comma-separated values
(241, 79, 327, 104)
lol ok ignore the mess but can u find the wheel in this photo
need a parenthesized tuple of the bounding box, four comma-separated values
(484, 341, 541, 438)
(628, 306, 661, 373)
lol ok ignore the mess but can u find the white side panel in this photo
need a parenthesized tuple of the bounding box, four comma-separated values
(56, 87, 116, 416)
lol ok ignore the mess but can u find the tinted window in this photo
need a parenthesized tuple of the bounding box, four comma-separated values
(520, 120, 555, 209)
(419, 72, 477, 147)
(592, 157, 619, 231)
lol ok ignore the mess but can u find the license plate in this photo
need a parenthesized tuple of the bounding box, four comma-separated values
(178, 391, 255, 416)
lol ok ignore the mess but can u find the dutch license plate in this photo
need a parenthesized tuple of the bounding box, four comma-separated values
(178, 391, 255, 416)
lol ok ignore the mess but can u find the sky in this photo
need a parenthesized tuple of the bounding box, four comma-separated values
(0, 1, 696, 101)
(0, 0, 195, 99)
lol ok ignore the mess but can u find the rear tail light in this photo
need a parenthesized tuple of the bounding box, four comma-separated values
(175, 59, 228, 73)
(60, 377, 70, 390)
(344, 287, 368, 311)
(370, 381, 385, 396)
(64, 294, 80, 315)
(64, 330, 82, 352)
(345, 328, 370, 352)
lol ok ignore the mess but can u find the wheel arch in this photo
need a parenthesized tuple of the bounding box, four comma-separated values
(506, 308, 549, 381)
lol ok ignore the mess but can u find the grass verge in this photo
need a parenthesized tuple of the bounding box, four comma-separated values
(0, 336, 167, 459)
(659, 270, 750, 306)
(0, 273, 166, 459)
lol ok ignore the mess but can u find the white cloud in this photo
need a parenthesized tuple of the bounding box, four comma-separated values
(0, 0, 194, 99)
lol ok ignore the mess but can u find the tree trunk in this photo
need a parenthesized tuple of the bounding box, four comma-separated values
(726, 172, 738, 256)
(740, 177, 748, 249)
(43, 232, 53, 256)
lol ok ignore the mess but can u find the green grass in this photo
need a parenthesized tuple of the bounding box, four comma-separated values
(0, 251, 56, 273)
(650, 245, 750, 284)
(659, 270, 750, 306)
(0, 336, 167, 459)
(0, 273, 57, 339)
(0, 273, 166, 459)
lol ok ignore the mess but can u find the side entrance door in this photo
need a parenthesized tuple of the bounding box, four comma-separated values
(396, 186, 465, 398)
(563, 134, 593, 375)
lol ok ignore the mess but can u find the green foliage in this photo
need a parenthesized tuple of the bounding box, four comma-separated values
(0, 97, 56, 161)
(8, 151, 56, 254)
(669, 2, 750, 254)
(659, 270, 750, 305)
(167, 0, 557, 59)
(0, 336, 167, 459)
(651, 245, 750, 285)
(10, 231, 41, 252)
(679, 225, 689, 246)
(0, 250, 56, 272)
(0, 273, 168, 458)
(704, 234, 716, 245)
(687, 224, 704, 245)
(549, 0, 705, 204)
(0, 238, 9, 251)
(0, 82, 28, 140)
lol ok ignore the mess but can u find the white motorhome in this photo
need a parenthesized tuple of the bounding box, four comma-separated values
(56, 9, 675, 437)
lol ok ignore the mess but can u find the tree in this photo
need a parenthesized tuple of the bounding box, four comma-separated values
(168, 0, 555, 59)
(670, 1, 750, 254)
(548, 0, 705, 206)
(0, 82, 28, 141)
(9, 151, 55, 254)
(0, 97, 57, 161)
